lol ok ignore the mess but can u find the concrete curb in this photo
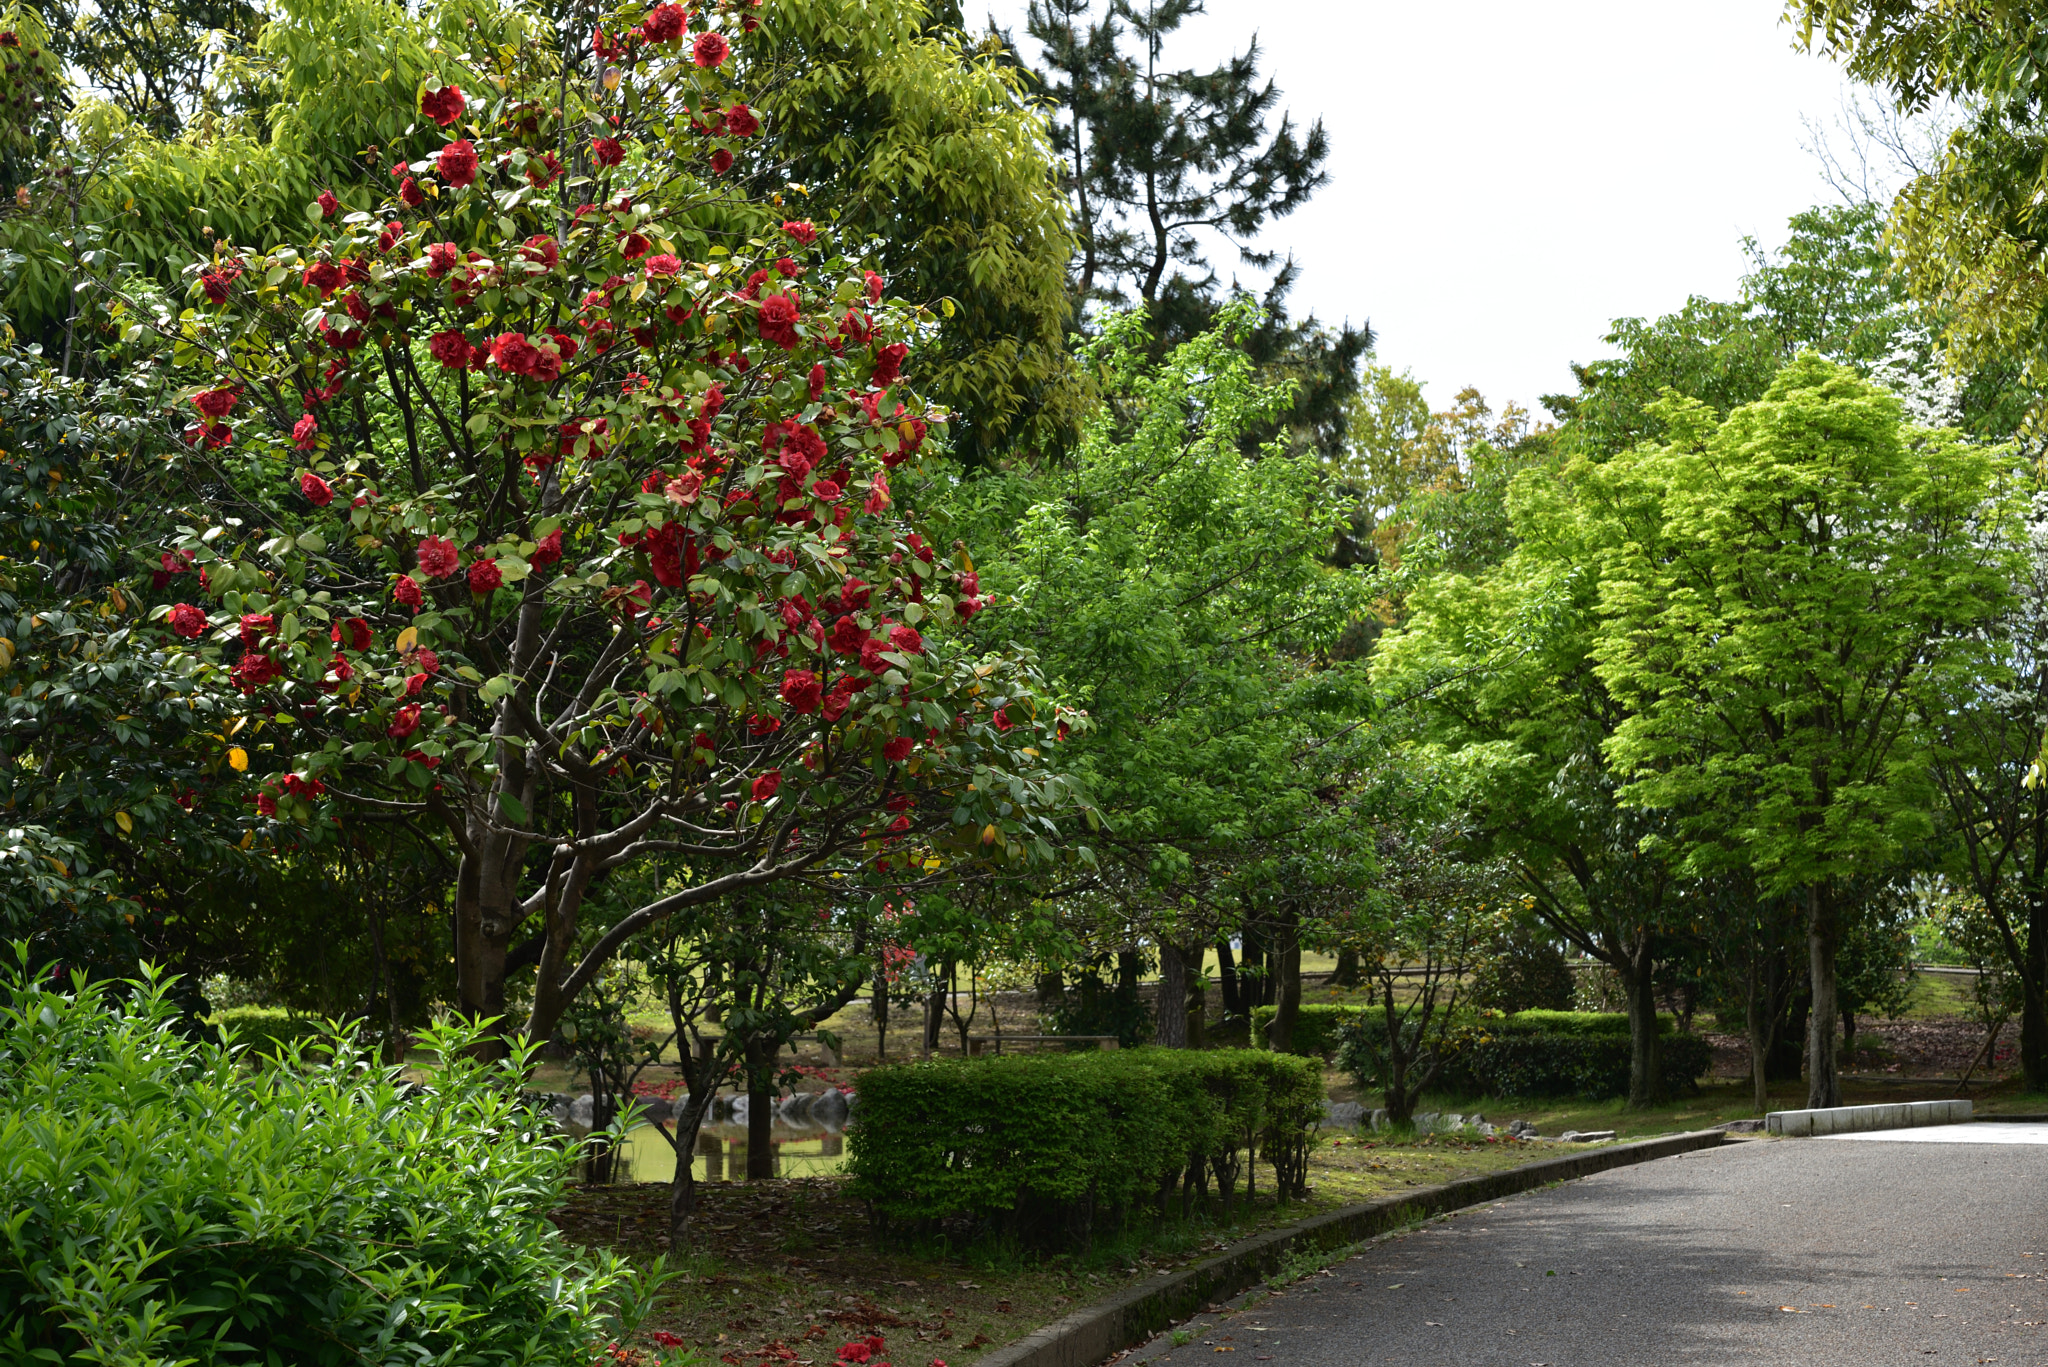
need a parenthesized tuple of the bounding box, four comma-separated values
(1765, 1098, 1971, 1136)
(972, 1128, 1726, 1367)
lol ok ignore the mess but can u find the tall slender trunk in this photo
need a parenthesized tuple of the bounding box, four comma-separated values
(1265, 919, 1301, 1053)
(1216, 940, 1242, 1019)
(666, 1087, 712, 1245)
(1744, 951, 1777, 1115)
(365, 902, 403, 1065)
(1156, 941, 1189, 1048)
(1620, 936, 1663, 1107)
(1806, 885, 1842, 1109)
(2024, 890, 2047, 1093)
(746, 1040, 775, 1180)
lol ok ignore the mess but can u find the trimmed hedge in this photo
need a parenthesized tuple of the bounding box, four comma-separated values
(1451, 1029, 1713, 1099)
(1493, 1009, 1675, 1037)
(846, 1048, 1324, 1246)
(1332, 1014, 1715, 1102)
(1249, 1003, 1359, 1058)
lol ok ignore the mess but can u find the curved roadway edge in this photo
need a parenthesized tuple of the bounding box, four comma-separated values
(973, 1128, 1728, 1367)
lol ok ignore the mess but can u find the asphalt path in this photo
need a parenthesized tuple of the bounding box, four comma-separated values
(1128, 1127, 2048, 1367)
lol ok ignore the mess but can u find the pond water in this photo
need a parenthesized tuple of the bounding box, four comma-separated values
(572, 1119, 850, 1184)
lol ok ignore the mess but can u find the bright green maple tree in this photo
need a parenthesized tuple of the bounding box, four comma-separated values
(1590, 354, 2013, 1107)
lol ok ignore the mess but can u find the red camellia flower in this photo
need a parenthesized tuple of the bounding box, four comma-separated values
(333, 617, 373, 652)
(233, 652, 282, 693)
(618, 231, 651, 260)
(429, 330, 473, 368)
(888, 624, 923, 656)
(591, 136, 625, 167)
(531, 528, 563, 567)
(641, 1, 686, 42)
(993, 707, 1014, 732)
(782, 219, 818, 245)
(780, 668, 823, 714)
(256, 792, 278, 817)
(644, 252, 682, 277)
(393, 574, 424, 610)
(437, 138, 479, 188)
(416, 535, 460, 579)
(240, 613, 274, 646)
(304, 261, 344, 297)
(388, 703, 423, 740)
(865, 269, 885, 303)
(425, 241, 461, 277)
(467, 558, 503, 594)
(693, 30, 729, 67)
(316, 190, 340, 219)
(300, 471, 335, 506)
(750, 769, 782, 801)
(201, 266, 239, 303)
(399, 176, 426, 208)
(884, 736, 914, 762)
(488, 331, 545, 379)
(519, 234, 559, 271)
(191, 387, 238, 419)
(710, 147, 734, 175)
(811, 479, 841, 502)
(293, 415, 320, 452)
(377, 220, 404, 253)
(758, 293, 799, 349)
(420, 83, 465, 126)
(828, 615, 867, 655)
(873, 342, 908, 387)
(168, 603, 207, 638)
(727, 102, 760, 136)
(864, 469, 891, 514)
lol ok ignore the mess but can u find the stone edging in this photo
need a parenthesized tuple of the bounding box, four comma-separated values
(973, 1128, 1727, 1367)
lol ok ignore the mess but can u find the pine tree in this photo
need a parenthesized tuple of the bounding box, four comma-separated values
(1021, 0, 1368, 457)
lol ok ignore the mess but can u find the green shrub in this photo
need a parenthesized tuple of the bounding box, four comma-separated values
(846, 1048, 1324, 1246)
(1334, 1015, 1713, 1102)
(1249, 1003, 1363, 1057)
(0, 950, 656, 1365)
(1496, 1009, 1674, 1037)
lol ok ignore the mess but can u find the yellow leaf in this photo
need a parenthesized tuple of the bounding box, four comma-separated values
(227, 746, 248, 772)
(115, 811, 133, 834)
(981, 824, 997, 845)
(239, 830, 255, 849)
(396, 626, 419, 653)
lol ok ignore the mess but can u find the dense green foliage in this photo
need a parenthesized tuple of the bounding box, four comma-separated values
(846, 1047, 1324, 1243)
(1333, 1014, 1708, 1104)
(0, 952, 649, 1364)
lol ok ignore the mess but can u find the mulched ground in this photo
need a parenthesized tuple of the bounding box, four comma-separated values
(1700, 1016, 2014, 1080)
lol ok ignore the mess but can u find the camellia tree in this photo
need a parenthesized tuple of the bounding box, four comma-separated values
(123, 0, 1087, 1052)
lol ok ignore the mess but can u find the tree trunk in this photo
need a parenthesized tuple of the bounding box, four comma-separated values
(746, 1042, 775, 1180)
(1187, 957, 1207, 1049)
(1620, 938, 1663, 1108)
(1806, 885, 1842, 1109)
(1744, 953, 1778, 1115)
(667, 1088, 713, 1244)
(1216, 940, 1243, 1019)
(1156, 940, 1189, 1048)
(1332, 946, 1360, 988)
(2024, 892, 2047, 1094)
(922, 981, 944, 1054)
(1265, 920, 1301, 1053)
(1842, 1005, 1857, 1060)
(872, 966, 888, 1060)
(365, 903, 404, 1065)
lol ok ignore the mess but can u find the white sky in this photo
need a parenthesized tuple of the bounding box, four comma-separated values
(981, 0, 1868, 418)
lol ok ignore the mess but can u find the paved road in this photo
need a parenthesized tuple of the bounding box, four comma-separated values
(1129, 1127, 2048, 1367)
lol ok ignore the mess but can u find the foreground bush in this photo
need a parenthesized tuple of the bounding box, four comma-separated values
(846, 1048, 1323, 1246)
(0, 952, 655, 1365)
